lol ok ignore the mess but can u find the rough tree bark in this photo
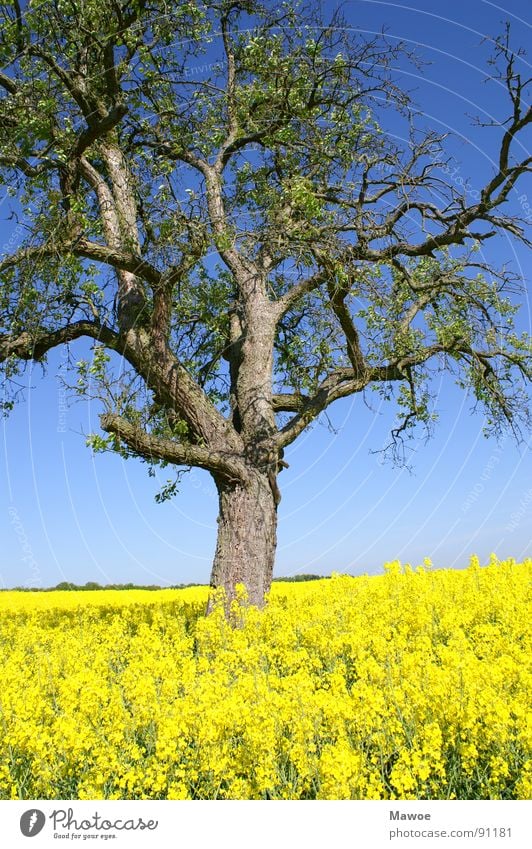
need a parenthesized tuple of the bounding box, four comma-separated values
(210, 472, 278, 610)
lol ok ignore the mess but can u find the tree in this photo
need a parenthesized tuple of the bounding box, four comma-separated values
(0, 1, 530, 608)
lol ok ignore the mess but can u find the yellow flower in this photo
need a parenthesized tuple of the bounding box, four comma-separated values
(0, 557, 529, 799)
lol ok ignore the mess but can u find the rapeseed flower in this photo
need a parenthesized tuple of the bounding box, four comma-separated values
(0, 556, 529, 800)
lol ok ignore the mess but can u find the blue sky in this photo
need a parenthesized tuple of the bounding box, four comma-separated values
(1, 0, 531, 588)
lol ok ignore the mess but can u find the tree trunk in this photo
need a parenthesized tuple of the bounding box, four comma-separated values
(209, 471, 278, 609)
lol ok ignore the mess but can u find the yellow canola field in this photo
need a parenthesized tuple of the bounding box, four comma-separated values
(0, 556, 530, 800)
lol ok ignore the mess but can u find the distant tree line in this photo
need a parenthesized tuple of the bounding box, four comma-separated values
(2, 575, 327, 592)
(273, 574, 326, 582)
(2, 581, 197, 592)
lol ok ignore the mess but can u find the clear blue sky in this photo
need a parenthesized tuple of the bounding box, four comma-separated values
(1, 0, 531, 588)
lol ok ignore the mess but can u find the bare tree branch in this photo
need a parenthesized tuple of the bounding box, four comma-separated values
(100, 413, 248, 483)
(0, 320, 120, 362)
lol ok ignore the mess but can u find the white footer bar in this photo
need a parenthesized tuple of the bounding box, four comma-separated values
(1, 800, 530, 848)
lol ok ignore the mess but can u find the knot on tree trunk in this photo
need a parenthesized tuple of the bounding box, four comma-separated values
(116, 287, 147, 331)
(243, 439, 287, 506)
